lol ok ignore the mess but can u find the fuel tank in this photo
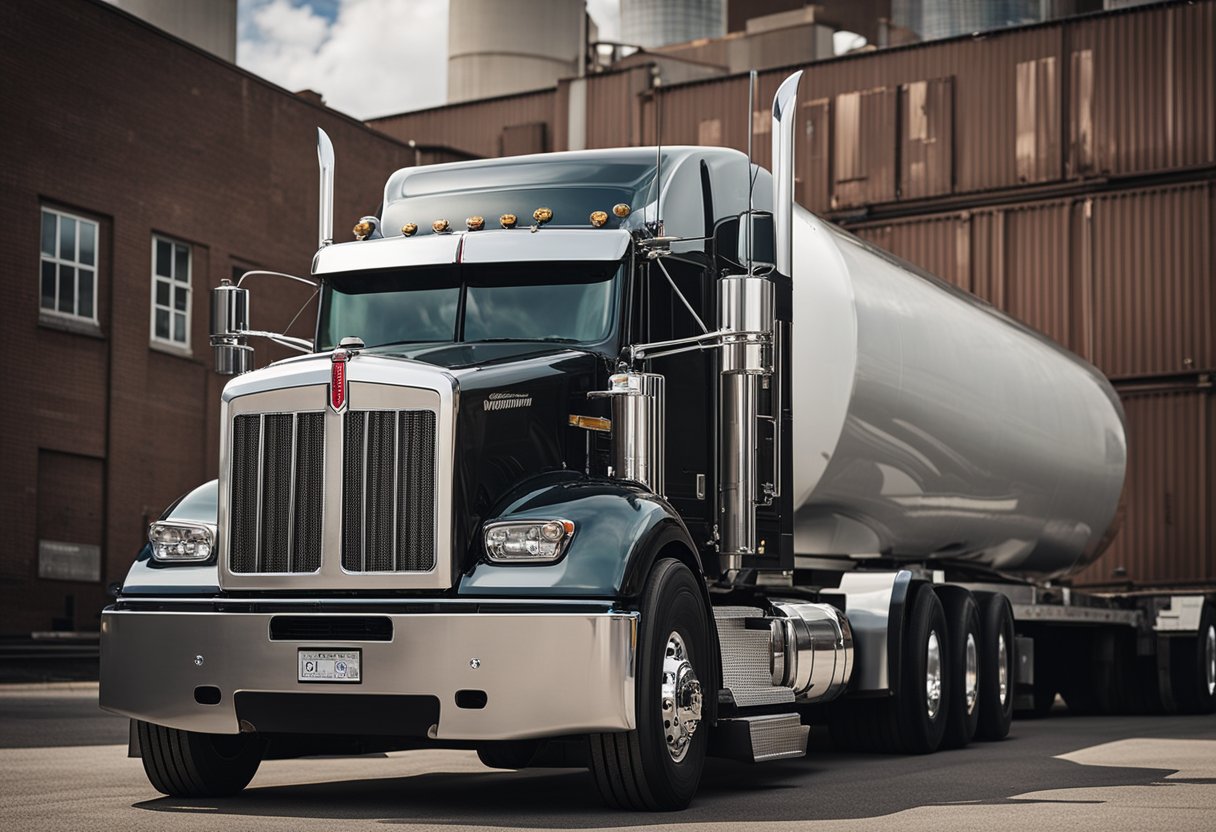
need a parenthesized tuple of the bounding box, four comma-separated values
(790, 206, 1126, 578)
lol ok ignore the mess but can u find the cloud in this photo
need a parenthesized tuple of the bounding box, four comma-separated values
(238, 0, 449, 119)
(586, 0, 619, 41)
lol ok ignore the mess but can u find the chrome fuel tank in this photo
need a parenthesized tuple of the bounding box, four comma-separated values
(790, 206, 1126, 578)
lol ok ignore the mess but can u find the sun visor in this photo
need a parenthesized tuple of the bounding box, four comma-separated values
(311, 234, 460, 275)
(460, 229, 630, 263)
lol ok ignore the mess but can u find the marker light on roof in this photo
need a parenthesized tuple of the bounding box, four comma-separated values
(499, 213, 518, 229)
(612, 203, 631, 218)
(590, 210, 609, 228)
(466, 216, 485, 231)
(401, 222, 418, 236)
(432, 219, 450, 233)
(532, 207, 553, 225)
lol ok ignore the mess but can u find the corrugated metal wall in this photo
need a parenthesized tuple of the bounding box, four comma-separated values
(1070, 386, 1214, 588)
(642, 0, 1214, 212)
(368, 87, 556, 159)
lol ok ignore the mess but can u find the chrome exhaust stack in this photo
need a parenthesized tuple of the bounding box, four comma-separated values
(717, 71, 801, 571)
(771, 71, 801, 277)
(317, 127, 335, 248)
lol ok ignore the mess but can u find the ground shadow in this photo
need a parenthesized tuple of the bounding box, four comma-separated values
(133, 713, 1216, 828)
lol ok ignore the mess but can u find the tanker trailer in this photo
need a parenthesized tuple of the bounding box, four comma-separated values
(100, 71, 1216, 812)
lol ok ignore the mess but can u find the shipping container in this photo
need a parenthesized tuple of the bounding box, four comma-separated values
(368, 87, 556, 159)
(1071, 383, 1214, 588)
(849, 181, 1216, 379)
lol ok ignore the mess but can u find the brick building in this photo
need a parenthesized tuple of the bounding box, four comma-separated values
(0, 0, 422, 634)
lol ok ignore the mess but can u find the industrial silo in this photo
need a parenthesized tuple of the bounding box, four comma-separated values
(447, 0, 585, 103)
(620, 0, 726, 49)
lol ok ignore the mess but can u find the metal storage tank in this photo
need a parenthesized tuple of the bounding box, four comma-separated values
(621, 0, 725, 49)
(892, 0, 1043, 41)
(447, 0, 584, 103)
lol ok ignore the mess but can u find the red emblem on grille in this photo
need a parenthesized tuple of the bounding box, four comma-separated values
(330, 348, 349, 412)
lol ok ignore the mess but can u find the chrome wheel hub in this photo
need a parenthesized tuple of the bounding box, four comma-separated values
(997, 632, 1009, 707)
(926, 629, 942, 720)
(1205, 624, 1215, 697)
(661, 631, 702, 762)
(964, 632, 979, 716)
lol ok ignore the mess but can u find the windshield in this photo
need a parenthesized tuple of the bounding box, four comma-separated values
(317, 260, 623, 351)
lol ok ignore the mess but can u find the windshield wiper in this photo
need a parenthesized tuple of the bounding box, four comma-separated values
(463, 337, 583, 344)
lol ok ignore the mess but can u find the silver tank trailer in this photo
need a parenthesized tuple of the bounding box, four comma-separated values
(787, 206, 1126, 578)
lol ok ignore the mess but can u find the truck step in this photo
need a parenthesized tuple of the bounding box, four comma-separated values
(713, 606, 795, 708)
(711, 713, 809, 763)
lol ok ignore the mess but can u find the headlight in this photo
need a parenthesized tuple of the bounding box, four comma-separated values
(148, 521, 215, 563)
(483, 519, 575, 563)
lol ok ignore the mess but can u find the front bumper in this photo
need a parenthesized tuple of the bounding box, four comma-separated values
(100, 605, 637, 740)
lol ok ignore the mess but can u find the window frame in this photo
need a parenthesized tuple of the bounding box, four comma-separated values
(39, 206, 100, 324)
(149, 234, 193, 352)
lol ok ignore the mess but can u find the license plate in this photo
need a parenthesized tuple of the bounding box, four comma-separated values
(298, 649, 361, 683)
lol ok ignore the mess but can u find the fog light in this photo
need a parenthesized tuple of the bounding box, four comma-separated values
(484, 519, 575, 563)
(149, 521, 215, 563)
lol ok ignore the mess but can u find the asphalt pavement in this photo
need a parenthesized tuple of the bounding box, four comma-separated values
(2, 685, 1215, 831)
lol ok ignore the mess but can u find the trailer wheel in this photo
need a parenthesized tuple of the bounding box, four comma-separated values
(588, 557, 709, 811)
(974, 593, 1015, 739)
(896, 587, 951, 753)
(940, 590, 981, 748)
(136, 720, 263, 797)
(1171, 601, 1216, 715)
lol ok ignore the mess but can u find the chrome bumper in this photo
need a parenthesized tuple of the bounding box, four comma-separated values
(100, 607, 637, 740)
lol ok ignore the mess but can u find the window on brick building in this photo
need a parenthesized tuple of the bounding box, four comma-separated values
(40, 207, 99, 322)
(151, 235, 191, 348)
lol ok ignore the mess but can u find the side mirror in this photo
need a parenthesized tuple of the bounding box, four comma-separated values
(210, 279, 253, 375)
(713, 212, 776, 274)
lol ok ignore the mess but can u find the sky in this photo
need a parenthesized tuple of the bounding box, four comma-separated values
(237, 0, 622, 120)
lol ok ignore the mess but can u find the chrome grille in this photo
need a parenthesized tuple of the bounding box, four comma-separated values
(229, 412, 325, 573)
(342, 410, 436, 572)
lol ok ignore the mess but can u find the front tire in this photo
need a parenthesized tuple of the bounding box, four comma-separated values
(588, 557, 709, 811)
(137, 720, 263, 797)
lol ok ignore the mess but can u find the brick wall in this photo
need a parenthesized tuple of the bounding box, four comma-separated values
(0, 0, 414, 633)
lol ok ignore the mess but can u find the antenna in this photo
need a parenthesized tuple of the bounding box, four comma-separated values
(745, 69, 756, 271)
(653, 87, 663, 233)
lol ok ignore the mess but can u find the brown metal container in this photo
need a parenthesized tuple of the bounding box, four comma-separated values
(1071, 384, 1214, 589)
(368, 87, 556, 158)
(1089, 183, 1215, 379)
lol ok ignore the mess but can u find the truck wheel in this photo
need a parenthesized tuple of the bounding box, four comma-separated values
(1171, 601, 1216, 715)
(940, 590, 981, 748)
(827, 586, 949, 754)
(588, 557, 709, 811)
(477, 740, 540, 770)
(137, 720, 263, 797)
(895, 587, 951, 753)
(974, 592, 1015, 739)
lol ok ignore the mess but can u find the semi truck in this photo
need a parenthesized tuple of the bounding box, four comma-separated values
(100, 72, 1216, 811)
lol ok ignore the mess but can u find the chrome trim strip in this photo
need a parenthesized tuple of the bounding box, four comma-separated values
(255, 414, 265, 572)
(287, 413, 298, 571)
(391, 413, 400, 572)
(360, 412, 369, 573)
